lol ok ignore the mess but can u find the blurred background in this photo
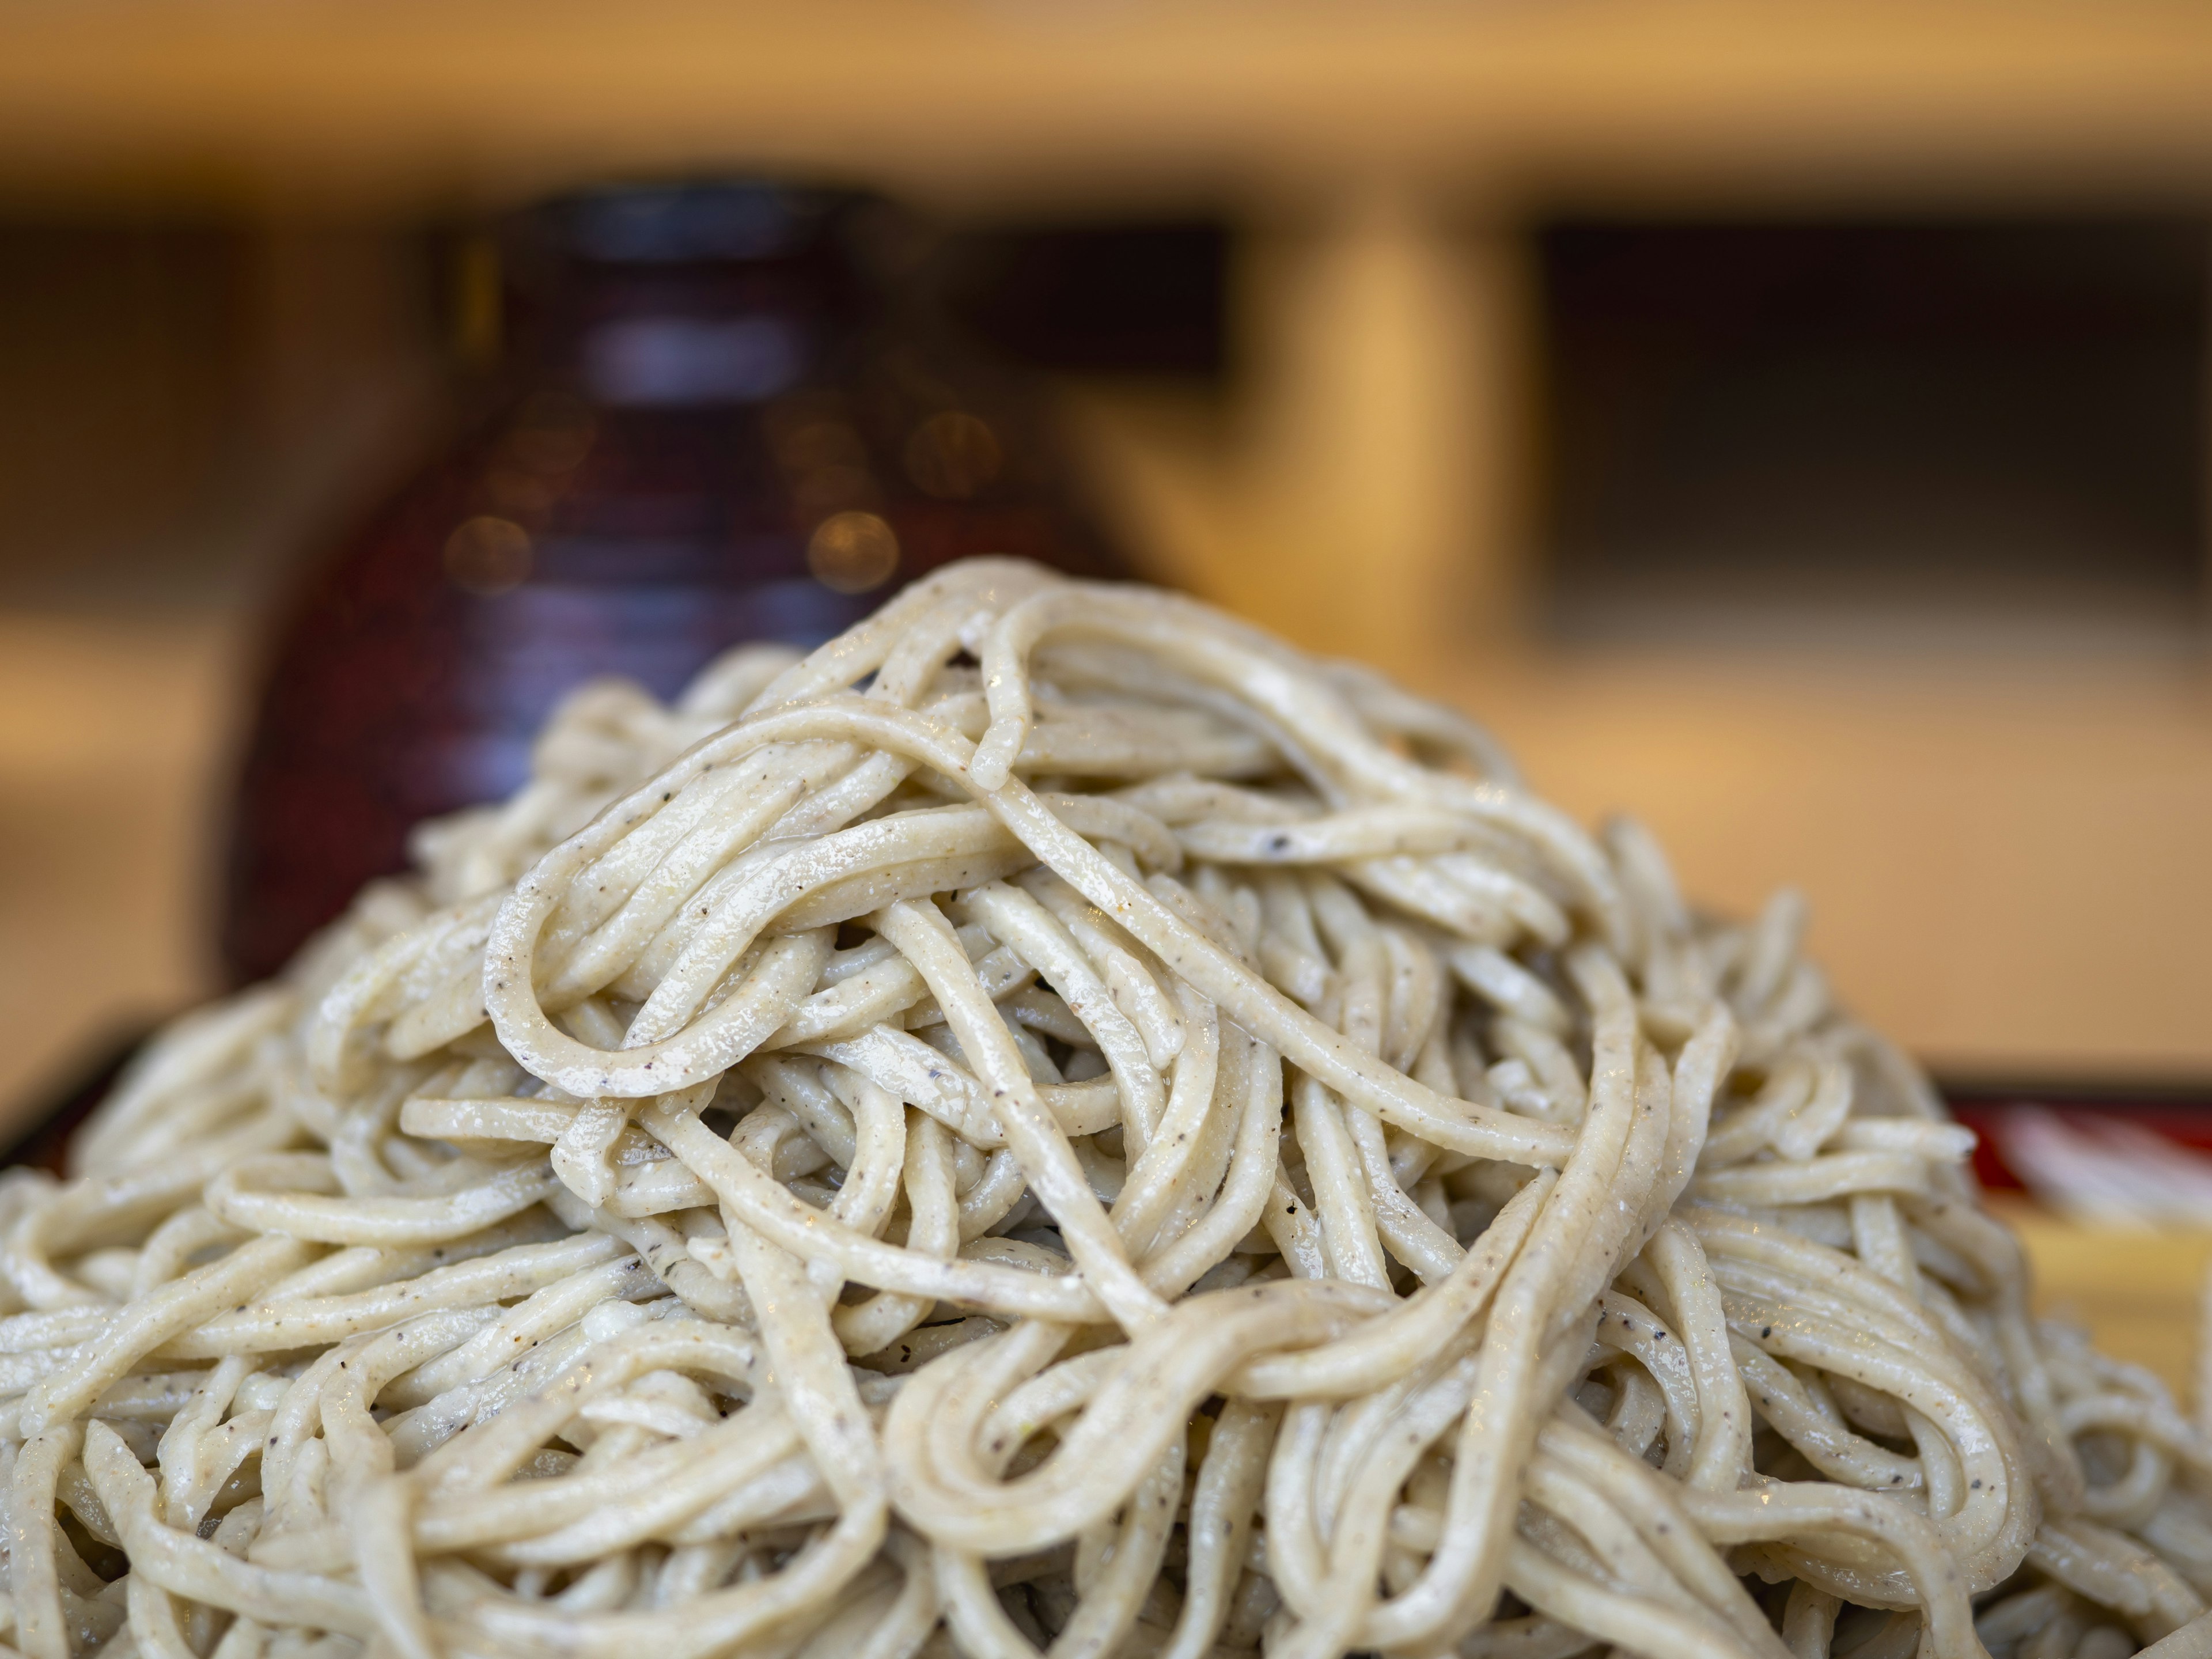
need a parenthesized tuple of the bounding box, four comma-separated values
(10, 0, 2212, 1374)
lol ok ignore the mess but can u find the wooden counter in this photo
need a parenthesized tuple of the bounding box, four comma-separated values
(2001, 1200, 2212, 1404)
(7, 2, 2212, 214)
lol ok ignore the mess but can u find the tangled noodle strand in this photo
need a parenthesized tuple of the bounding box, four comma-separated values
(4, 559, 2209, 1659)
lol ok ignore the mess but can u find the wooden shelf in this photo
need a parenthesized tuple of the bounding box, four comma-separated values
(1998, 1200, 2212, 1402)
(6, 2, 2212, 213)
(0, 611, 238, 1125)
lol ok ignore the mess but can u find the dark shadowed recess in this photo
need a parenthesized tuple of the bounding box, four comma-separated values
(1536, 219, 2209, 644)
(939, 220, 1229, 379)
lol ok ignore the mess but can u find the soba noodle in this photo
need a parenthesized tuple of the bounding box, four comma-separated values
(10, 557, 2212, 1659)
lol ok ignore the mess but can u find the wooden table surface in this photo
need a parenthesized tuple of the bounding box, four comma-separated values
(1998, 1199, 2212, 1404)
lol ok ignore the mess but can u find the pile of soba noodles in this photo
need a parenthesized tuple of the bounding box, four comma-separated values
(9, 559, 2212, 1659)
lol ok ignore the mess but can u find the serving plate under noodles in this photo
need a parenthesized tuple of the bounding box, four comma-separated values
(9, 559, 2210, 1659)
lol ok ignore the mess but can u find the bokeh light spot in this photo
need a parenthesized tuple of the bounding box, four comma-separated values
(445, 516, 533, 594)
(807, 510, 900, 593)
(904, 410, 1002, 499)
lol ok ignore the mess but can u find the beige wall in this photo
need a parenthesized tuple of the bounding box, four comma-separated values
(6, 4, 2212, 1123)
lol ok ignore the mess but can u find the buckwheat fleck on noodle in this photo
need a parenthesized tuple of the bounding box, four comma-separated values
(7, 558, 2211, 1659)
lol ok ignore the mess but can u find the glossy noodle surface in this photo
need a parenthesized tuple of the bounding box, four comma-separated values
(9, 560, 2210, 1659)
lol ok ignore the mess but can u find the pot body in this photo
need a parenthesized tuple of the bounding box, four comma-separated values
(224, 184, 1119, 982)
